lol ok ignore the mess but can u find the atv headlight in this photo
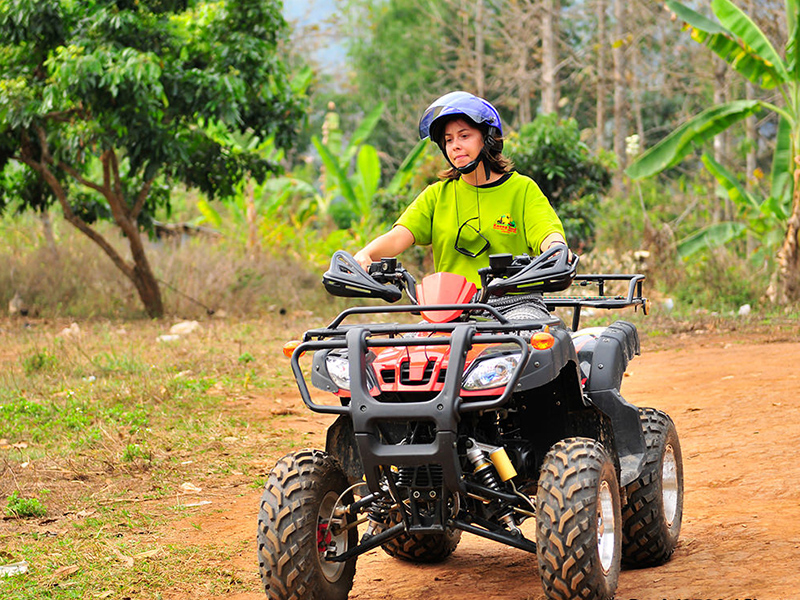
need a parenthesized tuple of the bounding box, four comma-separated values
(462, 353, 521, 390)
(325, 353, 351, 390)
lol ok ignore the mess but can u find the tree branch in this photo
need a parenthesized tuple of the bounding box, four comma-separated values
(131, 178, 154, 221)
(108, 149, 124, 207)
(101, 150, 112, 194)
(18, 156, 135, 281)
(59, 160, 108, 197)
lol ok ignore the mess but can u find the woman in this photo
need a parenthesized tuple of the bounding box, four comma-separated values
(354, 90, 569, 290)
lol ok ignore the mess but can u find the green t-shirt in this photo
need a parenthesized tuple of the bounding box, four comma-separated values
(395, 172, 565, 287)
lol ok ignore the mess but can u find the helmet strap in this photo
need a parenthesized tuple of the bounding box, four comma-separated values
(441, 145, 491, 179)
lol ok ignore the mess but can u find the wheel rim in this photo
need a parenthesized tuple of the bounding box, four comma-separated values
(596, 480, 616, 573)
(317, 491, 348, 582)
(662, 444, 679, 526)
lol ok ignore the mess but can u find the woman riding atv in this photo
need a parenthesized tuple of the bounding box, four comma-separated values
(354, 90, 570, 319)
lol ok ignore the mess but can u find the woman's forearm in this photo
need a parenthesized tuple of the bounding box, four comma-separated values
(354, 226, 415, 270)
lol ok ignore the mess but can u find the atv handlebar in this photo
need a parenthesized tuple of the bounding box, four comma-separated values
(321, 249, 647, 330)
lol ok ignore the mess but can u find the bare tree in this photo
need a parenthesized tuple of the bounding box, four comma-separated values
(596, 0, 607, 151)
(541, 0, 560, 114)
(612, 0, 627, 188)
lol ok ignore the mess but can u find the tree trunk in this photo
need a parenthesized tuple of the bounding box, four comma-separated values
(612, 0, 626, 190)
(541, 0, 559, 115)
(596, 0, 607, 151)
(20, 138, 165, 318)
(768, 158, 800, 305)
(124, 221, 164, 318)
(475, 0, 485, 98)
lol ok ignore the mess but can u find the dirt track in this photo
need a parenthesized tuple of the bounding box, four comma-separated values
(168, 331, 800, 600)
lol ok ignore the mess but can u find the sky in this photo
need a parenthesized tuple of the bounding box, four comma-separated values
(283, 0, 345, 73)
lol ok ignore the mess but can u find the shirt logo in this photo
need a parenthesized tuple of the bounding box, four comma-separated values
(493, 214, 517, 234)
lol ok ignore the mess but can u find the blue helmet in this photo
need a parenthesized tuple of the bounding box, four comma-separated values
(418, 91, 504, 175)
(418, 91, 503, 143)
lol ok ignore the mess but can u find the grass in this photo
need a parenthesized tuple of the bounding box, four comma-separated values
(0, 315, 325, 600)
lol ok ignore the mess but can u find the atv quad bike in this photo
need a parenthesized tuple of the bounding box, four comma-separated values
(257, 247, 683, 600)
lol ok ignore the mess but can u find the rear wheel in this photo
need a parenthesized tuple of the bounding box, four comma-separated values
(621, 408, 684, 567)
(257, 449, 357, 600)
(536, 437, 622, 600)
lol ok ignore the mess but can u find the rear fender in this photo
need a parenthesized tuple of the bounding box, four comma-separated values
(579, 320, 646, 486)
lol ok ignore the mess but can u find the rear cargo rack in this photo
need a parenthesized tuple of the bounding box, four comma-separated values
(544, 273, 647, 330)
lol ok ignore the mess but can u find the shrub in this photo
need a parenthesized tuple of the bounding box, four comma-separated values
(505, 114, 613, 251)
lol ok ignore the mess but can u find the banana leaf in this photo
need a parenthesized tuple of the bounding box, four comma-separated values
(666, 0, 787, 88)
(677, 221, 746, 259)
(312, 135, 358, 210)
(386, 139, 427, 195)
(343, 103, 385, 166)
(355, 145, 380, 216)
(787, 0, 800, 80)
(770, 115, 794, 205)
(701, 152, 759, 210)
(626, 100, 761, 179)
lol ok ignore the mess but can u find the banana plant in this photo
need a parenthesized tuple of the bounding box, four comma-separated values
(626, 0, 800, 303)
(311, 101, 427, 227)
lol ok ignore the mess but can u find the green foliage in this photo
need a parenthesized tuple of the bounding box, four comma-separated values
(339, 0, 455, 163)
(675, 151, 786, 260)
(237, 352, 255, 365)
(0, 0, 308, 316)
(0, 0, 305, 199)
(121, 443, 150, 463)
(625, 100, 763, 180)
(627, 0, 800, 301)
(505, 114, 613, 249)
(671, 249, 769, 313)
(234, 103, 430, 270)
(5, 491, 47, 519)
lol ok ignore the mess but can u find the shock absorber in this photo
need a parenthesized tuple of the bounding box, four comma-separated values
(361, 491, 393, 543)
(465, 439, 521, 535)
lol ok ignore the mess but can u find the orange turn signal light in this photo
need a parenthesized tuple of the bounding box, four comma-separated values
(282, 340, 303, 358)
(530, 332, 555, 351)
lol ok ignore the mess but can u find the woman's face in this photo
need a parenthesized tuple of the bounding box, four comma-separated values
(442, 118, 484, 169)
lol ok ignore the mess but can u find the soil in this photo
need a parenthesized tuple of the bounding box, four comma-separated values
(160, 329, 800, 600)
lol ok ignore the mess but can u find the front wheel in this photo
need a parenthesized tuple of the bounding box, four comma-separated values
(257, 449, 357, 600)
(536, 437, 622, 600)
(621, 408, 684, 568)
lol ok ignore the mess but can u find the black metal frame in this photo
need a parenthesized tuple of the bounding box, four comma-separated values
(544, 273, 647, 330)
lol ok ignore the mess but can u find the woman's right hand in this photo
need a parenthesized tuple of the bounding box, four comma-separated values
(353, 249, 373, 272)
(353, 226, 415, 273)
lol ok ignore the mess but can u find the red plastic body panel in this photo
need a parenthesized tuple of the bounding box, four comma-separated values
(336, 335, 503, 398)
(416, 272, 477, 323)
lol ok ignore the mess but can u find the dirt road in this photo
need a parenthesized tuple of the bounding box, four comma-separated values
(168, 330, 800, 600)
